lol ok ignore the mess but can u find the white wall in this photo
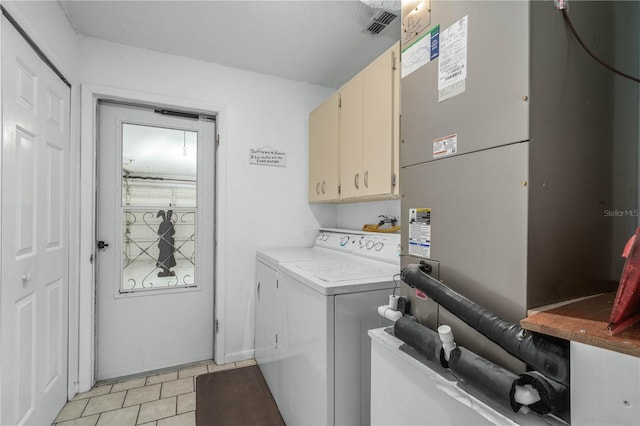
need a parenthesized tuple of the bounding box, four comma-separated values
(2, 1, 78, 80)
(2, 0, 396, 389)
(337, 199, 400, 230)
(78, 36, 335, 362)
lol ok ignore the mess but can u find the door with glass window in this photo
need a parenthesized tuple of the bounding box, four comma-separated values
(96, 102, 215, 380)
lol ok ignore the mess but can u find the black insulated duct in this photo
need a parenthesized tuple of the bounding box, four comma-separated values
(393, 316, 441, 362)
(448, 346, 519, 410)
(510, 371, 569, 415)
(401, 263, 570, 387)
(393, 317, 570, 417)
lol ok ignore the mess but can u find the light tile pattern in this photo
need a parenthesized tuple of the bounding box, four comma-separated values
(53, 359, 253, 425)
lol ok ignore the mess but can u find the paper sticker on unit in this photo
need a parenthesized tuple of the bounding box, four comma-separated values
(438, 15, 468, 101)
(433, 134, 457, 158)
(249, 146, 286, 167)
(402, 0, 431, 46)
(438, 79, 465, 102)
(401, 24, 440, 79)
(408, 208, 431, 258)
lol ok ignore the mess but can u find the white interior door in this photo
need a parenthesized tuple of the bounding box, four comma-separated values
(96, 102, 215, 380)
(1, 16, 71, 426)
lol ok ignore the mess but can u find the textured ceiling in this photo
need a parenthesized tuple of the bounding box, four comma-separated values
(58, 0, 401, 88)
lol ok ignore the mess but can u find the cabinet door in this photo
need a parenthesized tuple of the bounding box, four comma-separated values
(363, 45, 396, 196)
(255, 261, 279, 400)
(339, 73, 364, 199)
(309, 92, 340, 202)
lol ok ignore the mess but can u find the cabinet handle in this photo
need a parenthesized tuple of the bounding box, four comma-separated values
(257, 281, 261, 300)
(322, 181, 326, 194)
(364, 171, 369, 188)
(316, 182, 320, 195)
(355, 173, 359, 189)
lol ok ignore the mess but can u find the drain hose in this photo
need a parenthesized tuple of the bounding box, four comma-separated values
(401, 263, 570, 387)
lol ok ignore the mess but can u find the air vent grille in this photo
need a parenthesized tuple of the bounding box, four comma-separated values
(367, 22, 387, 35)
(375, 11, 397, 25)
(364, 10, 397, 35)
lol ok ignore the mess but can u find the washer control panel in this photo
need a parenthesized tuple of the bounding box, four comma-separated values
(353, 233, 400, 263)
(315, 230, 358, 253)
(314, 229, 400, 262)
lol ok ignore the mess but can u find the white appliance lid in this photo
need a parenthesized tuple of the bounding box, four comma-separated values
(298, 260, 391, 282)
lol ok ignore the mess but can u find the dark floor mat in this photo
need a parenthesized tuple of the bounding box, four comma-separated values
(195, 365, 285, 426)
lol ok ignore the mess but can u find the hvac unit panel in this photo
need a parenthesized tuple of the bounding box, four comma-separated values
(401, 142, 529, 325)
(400, 1, 529, 168)
(399, 0, 639, 380)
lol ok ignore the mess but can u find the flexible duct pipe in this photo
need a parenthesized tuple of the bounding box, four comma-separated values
(448, 346, 519, 409)
(393, 316, 441, 362)
(401, 263, 570, 386)
(509, 371, 569, 415)
(394, 317, 569, 416)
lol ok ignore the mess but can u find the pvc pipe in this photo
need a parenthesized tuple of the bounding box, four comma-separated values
(437, 325, 456, 362)
(378, 305, 403, 322)
(513, 384, 541, 406)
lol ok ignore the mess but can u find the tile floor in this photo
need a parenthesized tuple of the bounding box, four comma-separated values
(53, 359, 257, 426)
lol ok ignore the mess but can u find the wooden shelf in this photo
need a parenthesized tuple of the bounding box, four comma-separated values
(520, 292, 640, 358)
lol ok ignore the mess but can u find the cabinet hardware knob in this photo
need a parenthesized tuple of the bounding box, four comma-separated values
(355, 173, 359, 189)
(322, 181, 326, 194)
(316, 182, 320, 195)
(364, 171, 369, 188)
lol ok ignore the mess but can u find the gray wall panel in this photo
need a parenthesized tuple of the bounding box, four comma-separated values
(528, 0, 622, 308)
(611, 2, 639, 279)
(400, 1, 529, 168)
(401, 142, 529, 323)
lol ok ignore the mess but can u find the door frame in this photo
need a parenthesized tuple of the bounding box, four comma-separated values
(77, 84, 228, 392)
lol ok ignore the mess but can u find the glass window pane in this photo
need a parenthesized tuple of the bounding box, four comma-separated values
(120, 123, 197, 293)
(122, 209, 196, 291)
(122, 124, 197, 207)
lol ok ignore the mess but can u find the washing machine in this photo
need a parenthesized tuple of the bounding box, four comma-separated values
(272, 230, 400, 426)
(255, 229, 364, 402)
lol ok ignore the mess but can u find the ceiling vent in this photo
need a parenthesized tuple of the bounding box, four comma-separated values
(365, 10, 398, 36)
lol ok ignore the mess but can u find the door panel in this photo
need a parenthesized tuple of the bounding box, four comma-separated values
(254, 261, 279, 401)
(1, 15, 71, 425)
(45, 141, 64, 250)
(16, 128, 37, 257)
(363, 47, 394, 197)
(308, 92, 340, 202)
(339, 74, 364, 199)
(45, 279, 63, 388)
(96, 103, 215, 380)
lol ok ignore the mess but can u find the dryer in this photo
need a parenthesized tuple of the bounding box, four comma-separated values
(266, 230, 400, 426)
